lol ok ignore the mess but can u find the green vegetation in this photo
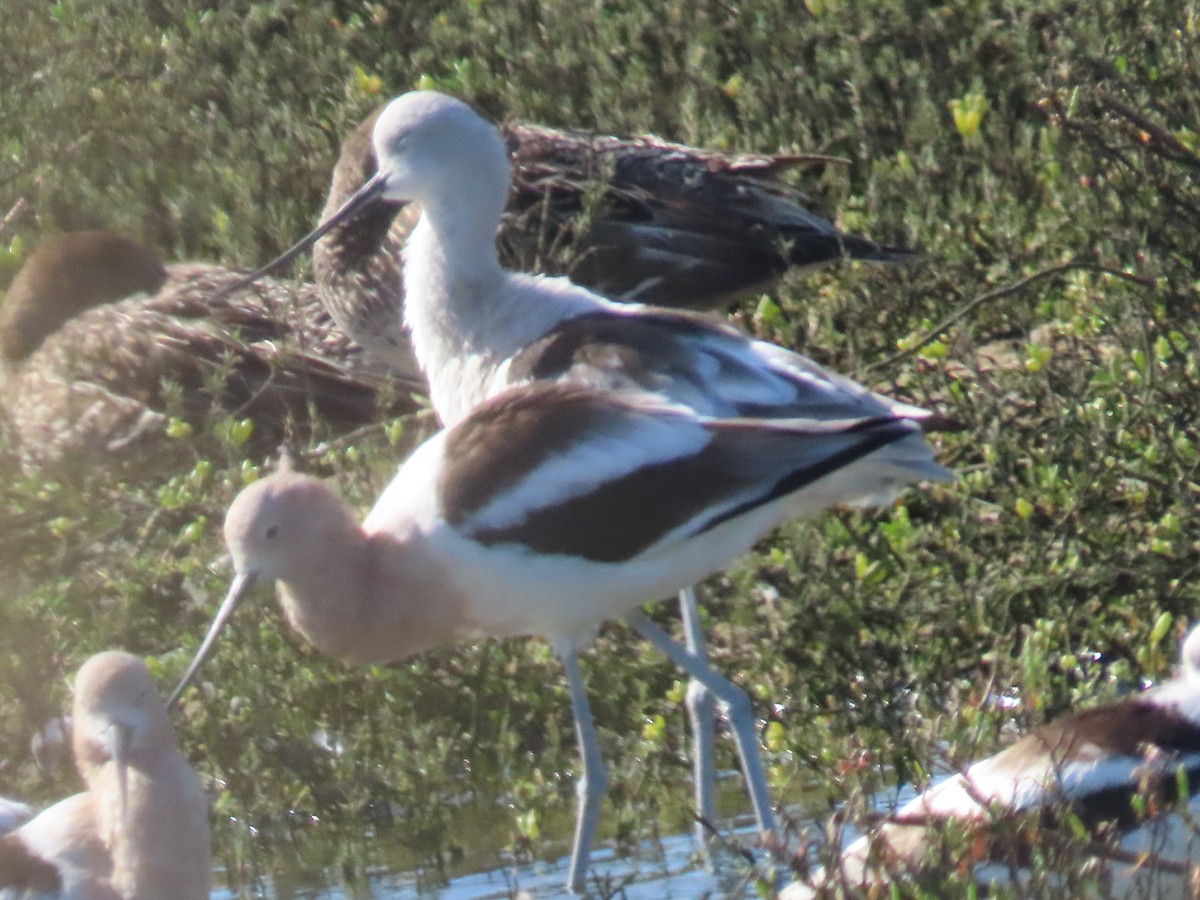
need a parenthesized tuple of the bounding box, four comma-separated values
(2, 0, 1199, 895)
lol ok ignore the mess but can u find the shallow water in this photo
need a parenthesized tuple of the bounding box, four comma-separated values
(209, 771, 822, 898)
(210, 821, 769, 899)
(368, 818, 765, 899)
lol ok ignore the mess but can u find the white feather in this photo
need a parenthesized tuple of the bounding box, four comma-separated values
(468, 413, 711, 532)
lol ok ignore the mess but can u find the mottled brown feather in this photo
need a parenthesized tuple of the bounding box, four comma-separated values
(313, 110, 416, 375)
(0, 231, 166, 364)
(4, 262, 405, 466)
(502, 122, 917, 306)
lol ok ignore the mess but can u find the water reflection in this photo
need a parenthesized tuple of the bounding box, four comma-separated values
(209, 771, 825, 898)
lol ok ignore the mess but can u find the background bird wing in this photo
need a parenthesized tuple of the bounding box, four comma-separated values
(501, 123, 916, 310)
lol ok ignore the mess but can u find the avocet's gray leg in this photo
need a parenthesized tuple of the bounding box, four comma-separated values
(679, 586, 717, 844)
(627, 611, 778, 838)
(561, 648, 608, 893)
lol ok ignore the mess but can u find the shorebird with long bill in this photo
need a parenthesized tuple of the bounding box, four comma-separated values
(296, 100, 919, 380)
(0, 229, 420, 472)
(169, 377, 950, 893)
(230, 90, 946, 853)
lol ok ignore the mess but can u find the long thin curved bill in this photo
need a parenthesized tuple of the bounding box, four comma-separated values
(215, 169, 391, 298)
(167, 570, 259, 709)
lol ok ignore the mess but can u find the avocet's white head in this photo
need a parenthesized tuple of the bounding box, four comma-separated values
(370, 91, 512, 225)
(232, 91, 512, 290)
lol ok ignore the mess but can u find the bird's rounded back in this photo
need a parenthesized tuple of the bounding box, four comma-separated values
(0, 232, 167, 365)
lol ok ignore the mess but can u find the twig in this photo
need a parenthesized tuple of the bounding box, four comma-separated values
(694, 813, 759, 865)
(299, 406, 436, 459)
(866, 262, 1155, 374)
(1103, 99, 1200, 170)
(1032, 828, 1189, 878)
(0, 197, 26, 238)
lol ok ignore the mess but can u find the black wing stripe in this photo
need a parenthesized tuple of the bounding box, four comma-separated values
(464, 447, 756, 563)
(466, 417, 916, 563)
(1068, 757, 1200, 832)
(694, 420, 914, 537)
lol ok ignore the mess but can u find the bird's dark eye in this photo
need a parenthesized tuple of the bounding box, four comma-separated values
(265, 525, 280, 539)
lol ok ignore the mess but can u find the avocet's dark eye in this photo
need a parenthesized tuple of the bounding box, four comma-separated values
(265, 525, 280, 539)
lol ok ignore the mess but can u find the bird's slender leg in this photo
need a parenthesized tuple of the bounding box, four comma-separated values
(561, 647, 609, 893)
(627, 610, 778, 838)
(678, 586, 718, 847)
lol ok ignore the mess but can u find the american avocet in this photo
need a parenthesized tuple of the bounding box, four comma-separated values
(0, 651, 210, 899)
(244, 90, 947, 850)
(0, 230, 418, 471)
(783, 623, 1200, 897)
(169, 379, 950, 892)
(308, 105, 915, 378)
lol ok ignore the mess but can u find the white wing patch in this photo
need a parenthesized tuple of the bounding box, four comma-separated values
(364, 431, 450, 535)
(466, 412, 711, 532)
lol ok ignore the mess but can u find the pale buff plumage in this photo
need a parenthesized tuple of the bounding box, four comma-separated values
(0, 652, 209, 900)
